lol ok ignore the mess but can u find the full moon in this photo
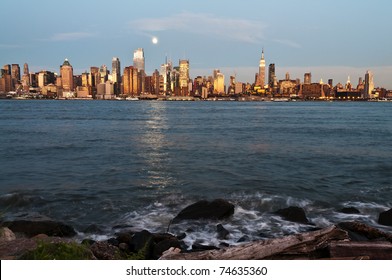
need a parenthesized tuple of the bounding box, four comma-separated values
(152, 37, 158, 44)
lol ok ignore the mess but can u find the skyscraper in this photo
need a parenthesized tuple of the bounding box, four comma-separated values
(179, 59, 189, 89)
(112, 57, 121, 95)
(213, 69, 225, 94)
(60, 59, 74, 92)
(133, 48, 145, 72)
(268, 63, 275, 89)
(364, 70, 374, 99)
(304, 72, 312, 84)
(256, 49, 265, 87)
(21, 63, 30, 91)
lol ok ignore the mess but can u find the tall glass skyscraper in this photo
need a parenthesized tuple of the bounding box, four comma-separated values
(133, 48, 145, 72)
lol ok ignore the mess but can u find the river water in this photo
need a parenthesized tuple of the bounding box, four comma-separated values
(0, 100, 391, 247)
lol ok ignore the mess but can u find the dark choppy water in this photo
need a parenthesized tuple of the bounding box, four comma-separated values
(0, 100, 391, 246)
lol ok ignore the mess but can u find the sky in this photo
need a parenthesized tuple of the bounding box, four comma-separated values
(1, 0, 392, 88)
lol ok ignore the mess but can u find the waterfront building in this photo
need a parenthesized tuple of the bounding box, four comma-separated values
(133, 48, 145, 72)
(37, 70, 56, 89)
(268, 63, 275, 89)
(256, 49, 265, 87)
(3, 65, 11, 75)
(112, 57, 121, 94)
(152, 69, 160, 95)
(11, 64, 20, 84)
(304, 72, 312, 84)
(123, 66, 140, 96)
(21, 63, 30, 91)
(60, 59, 74, 92)
(179, 59, 190, 95)
(0, 73, 12, 93)
(364, 70, 374, 99)
(160, 59, 172, 94)
(99, 65, 109, 84)
(213, 69, 225, 94)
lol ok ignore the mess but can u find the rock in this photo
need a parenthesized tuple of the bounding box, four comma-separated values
(378, 208, 392, 226)
(153, 239, 183, 259)
(1, 220, 76, 237)
(32, 234, 49, 239)
(173, 199, 235, 222)
(177, 232, 187, 240)
(216, 224, 230, 240)
(90, 241, 122, 260)
(107, 238, 119, 247)
(118, 243, 129, 251)
(237, 235, 250, 243)
(116, 232, 133, 244)
(340, 207, 361, 214)
(129, 230, 153, 254)
(0, 227, 16, 241)
(275, 206, 309, 224)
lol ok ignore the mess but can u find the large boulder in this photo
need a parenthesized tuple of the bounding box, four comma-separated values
(275, 206, 309, 224)
(378, 208, 392, 226)
(0, 227, 16, 241)
(173, 199, 235, 222)
(1, 220, 76, 237)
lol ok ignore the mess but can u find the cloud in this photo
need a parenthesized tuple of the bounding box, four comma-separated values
(270, 38, 301, 49)
(130, 12, 267, 44)
(49, 32, 96, 41)
(0, 44, 22, 49)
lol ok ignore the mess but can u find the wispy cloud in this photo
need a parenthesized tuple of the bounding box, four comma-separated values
(0, 44, 22, 49)
(271, 38, 301, 49)
(49, 32, 96, 42)
(130, 12, 267, 44)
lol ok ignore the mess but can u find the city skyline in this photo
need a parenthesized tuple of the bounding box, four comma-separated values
(1, 0, 392, 88)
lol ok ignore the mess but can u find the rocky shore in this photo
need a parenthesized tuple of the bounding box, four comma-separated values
(1, 199, 392, 260)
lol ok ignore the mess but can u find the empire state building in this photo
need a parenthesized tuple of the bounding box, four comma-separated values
(256, 49, 265, 88)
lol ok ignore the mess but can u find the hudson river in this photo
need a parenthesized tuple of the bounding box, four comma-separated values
(0, 100, 391, 246)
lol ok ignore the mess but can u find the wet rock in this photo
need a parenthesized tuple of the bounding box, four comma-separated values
(237, 235, 250, 243)
(116, 232, 133, 244)
(90, 241, 122, 260)
(0, 227, 16, 241)
(275, 206, 309, 224)
(173, 199, 235, 222)
(378, 208, 392, 226)
(177, 232, 187, 240)
(153, 239, 183, 259)
(1, 220, 76, 237)
(340, 207, 361, 214)
(129, 230, 153, 256)
(216, 224, 230, 240)
(107, 237, 119, 247)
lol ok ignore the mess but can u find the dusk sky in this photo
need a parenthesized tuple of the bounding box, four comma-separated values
(1, 0, 392, 88)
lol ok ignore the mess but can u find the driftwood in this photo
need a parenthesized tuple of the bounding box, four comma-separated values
(329, 241, 392, 260)
(160, 225, 348, 260)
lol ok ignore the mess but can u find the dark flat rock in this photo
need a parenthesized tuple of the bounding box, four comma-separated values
(173, 199, 235, 222)
(340, 207, 361, 214)
(1, 220, 76, 237)
(275, 206, 309, 224)
(378, 208, 392, 226)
